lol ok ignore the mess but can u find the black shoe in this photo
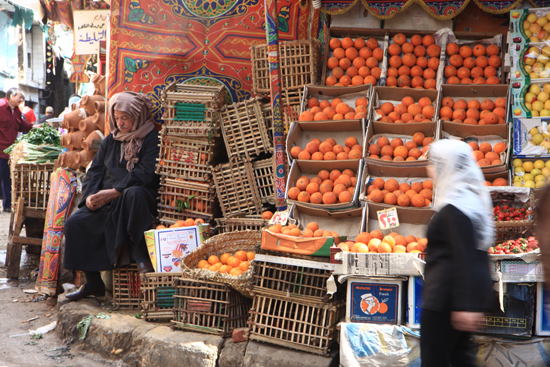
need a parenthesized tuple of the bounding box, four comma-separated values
(137, 261, 154, 274)
(65, 284, 105, 301)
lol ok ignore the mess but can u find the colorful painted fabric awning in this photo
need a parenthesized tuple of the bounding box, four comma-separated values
(321, 0, 550, 19)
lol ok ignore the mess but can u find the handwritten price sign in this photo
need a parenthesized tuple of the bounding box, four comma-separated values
(74, 10, 110, 55)
(377, 208, 400, 230)
(269, 209, 290, 226)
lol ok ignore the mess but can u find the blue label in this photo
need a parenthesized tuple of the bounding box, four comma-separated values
(513, 118, 522, 156)
(350, 281, 400, 324)
(542, 286, 550, 332)
(412, 277, 423, 325)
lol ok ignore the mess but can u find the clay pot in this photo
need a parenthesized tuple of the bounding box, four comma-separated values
(79, 116, 98, 136)
(60, 134, 72, 150)
(58, 153, 65, 167)
(95, 101, 106, 113)
(63, 151, 80, 170)
(82, 130, 104, 151)
(68, 131, 86, 150)
(78, 150, 96, 168)
(63, 108, 87, 130)
(80, 95, 105, 115)
(93, 112, 105, 133)
(92, 75, 106, 96)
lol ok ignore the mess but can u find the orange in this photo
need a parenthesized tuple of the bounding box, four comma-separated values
(330, 169, 342, 181)
(333, 47, 345, 60)
(378, 242, 392, 253)
(423, 34, 435, 47)
(218, 265, 231, 274)
(459, 45, 473, 58)
(394, 33, 407, 45)
(388, 43, 402, 56)
(367, 38, 379, 50)
(239, 261, 251, 272)
(326, 76, 337, 86)
(156, 224, 166, 230)
(341, 37, 354, 49)
(329, 38, 342, 50)
(446, 42, 459, 55)
(297, 191, 310, 202)
(288, 187, 300, 200)
(235, 250, 248, 262)
(198, 259, 209, 269)
(208, 255, 220, 265)
(220, 253, 231, 264)
(322, 192, 338, 204)
(229, 268, 243, 276)
(327, 57, 339, 70)
(227, 256, 241, 268)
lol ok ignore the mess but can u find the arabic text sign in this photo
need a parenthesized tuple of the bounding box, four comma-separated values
(74, 10, 109, 55)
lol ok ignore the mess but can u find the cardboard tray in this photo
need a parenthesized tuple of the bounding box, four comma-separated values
(484, 168, 512, 186)
(261, 204, 366, 257)
(512, 117, 550, 158)
(286, 119, 366, 165)
(285, 159, 364, 211)
(359, 162, 436, 210)
(321, 29, 388, 87)
(511, 157, 549, 201)
(301, 85, 374, 123)
(440, 122, 511, 173)
(437, 85, 510, 127)
(365, 120, 439, 167)
(509, 79, 550, 119)
(370, 87, 440, 127)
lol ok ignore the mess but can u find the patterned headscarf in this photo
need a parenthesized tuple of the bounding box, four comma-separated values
(428, 139, 495, 251)
(108, 92, 155, 172)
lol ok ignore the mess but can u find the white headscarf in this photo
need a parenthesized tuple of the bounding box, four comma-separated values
(428, 140, 495, 251)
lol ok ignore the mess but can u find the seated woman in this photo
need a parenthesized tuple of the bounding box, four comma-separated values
(63, 92, 160, 301)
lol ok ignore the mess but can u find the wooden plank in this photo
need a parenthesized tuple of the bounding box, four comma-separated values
(23, 208, 47, 219)
(11, 236, 42, 246)
(6, 198, 26, 278)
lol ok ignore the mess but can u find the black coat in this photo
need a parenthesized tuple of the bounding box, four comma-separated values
(63, 130, 160, 271)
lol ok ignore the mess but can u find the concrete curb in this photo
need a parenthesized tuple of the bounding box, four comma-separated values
(56, 296, 338, 367)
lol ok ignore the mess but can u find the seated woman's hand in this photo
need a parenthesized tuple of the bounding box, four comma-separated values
(86, 189, 121, 211)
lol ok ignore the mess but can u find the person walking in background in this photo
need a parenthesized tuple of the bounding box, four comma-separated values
(0, 88, 35, 212)
(19, 98, 36, 124)
(39, 106, 54, 124)
(420, 140, 494, 366)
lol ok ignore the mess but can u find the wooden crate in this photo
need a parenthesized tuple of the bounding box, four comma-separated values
(215, 214, 268, 233)
(156, 128, 214, 182)
(141, 272, 181, 321)
(157, 177, 217, 224)
(281, 89, 305, 135)
(251, 39, 322, 95)
(248, 294, 344, 356)
(220, 98, 273, 161)
(491, 188, 535, 244)
(113, 265, 142, 310)
(252, 158, 275, 205)
(161, 82, 226, 137)
(172, 278, 252, 337)
(11, 163, 55, 210)
(212, 160, 262, 217)
(251, 255, 334, 302)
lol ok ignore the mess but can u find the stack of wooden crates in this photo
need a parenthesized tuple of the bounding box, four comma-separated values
(248, 254, 345, 356)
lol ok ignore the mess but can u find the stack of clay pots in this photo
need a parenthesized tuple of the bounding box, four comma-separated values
(58, 76, 107, 170)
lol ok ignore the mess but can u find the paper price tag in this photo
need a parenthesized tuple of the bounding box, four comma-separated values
(269, 209, 290, 225)
(377, 208, 400, 230)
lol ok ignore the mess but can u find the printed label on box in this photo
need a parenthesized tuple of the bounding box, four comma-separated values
(269, 209, 290, 225)
(350, 281, 399, 324)
(377, 207, 400, 230)
(501, 261, 544, 275)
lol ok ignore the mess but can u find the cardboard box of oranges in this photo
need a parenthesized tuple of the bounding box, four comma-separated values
(371, 87, 439, 126)
(285, 159, 363, 210)
(261, 204, 366, 257)
(359, 162, 437, 210)
(286, 119, 366, 165)
(484, 169, 511, 187)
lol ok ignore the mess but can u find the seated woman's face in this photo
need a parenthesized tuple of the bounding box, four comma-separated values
(114, 110, 135, 132)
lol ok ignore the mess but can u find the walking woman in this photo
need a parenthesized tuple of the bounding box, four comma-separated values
(421, 139, 494, 366)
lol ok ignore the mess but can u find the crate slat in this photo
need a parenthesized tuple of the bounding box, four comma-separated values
(141, 272, 181, 321)
(220, 98, 273, 161)
(113, 265, 142, 310)
(172, 278, 252, 337)
(248, 294, 344, 356)
(215, 214, 268, 234)
(281, 89, 304, 135)
(11, 163, 55, 210)
(212, 160, 262, 217)
(252, 157, 275, 205)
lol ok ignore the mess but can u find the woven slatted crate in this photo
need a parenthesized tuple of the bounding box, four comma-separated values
(157, 177, 217, 224)
(251, 254, 336, 303)
(11, 163, 55, 210)
(172, 278, 252, 337)
(248, 294, 344, 356)
(251, 39, 322, 95)
(491, 188, 535, 244)
(113, 265, 142, 310)
(161, 82, 225, 137)
(212, 160, 262, 217)
(141, 272, 181, 321)
(252, 158, 275, 205)
(215, 214, 268, 233)
(281, 88, 305, 135)
(156, 128, 214, 182)
(220, 98, 273, 161)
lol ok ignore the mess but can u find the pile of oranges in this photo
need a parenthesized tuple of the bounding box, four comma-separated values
(326, 37, 383, 86)
(386, 33, 440, 89)
(290, 136, 362, 161)
(337, 230, 428, 253)
(484, 177, 508, 186)
(366, 178, 433, 207)
(299, 97, 368, 121)
(368, 132, 433, 161)
(468, 141, 506, 167)
(156, 218, 204, 230)
(439, 97, 506, 125)
(288, 169, 357, 204)
(268, 222, 340, 239)
(375, 96, 435, 123)
(197, 250, 255, 276)
(444, 43, 501, 85)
